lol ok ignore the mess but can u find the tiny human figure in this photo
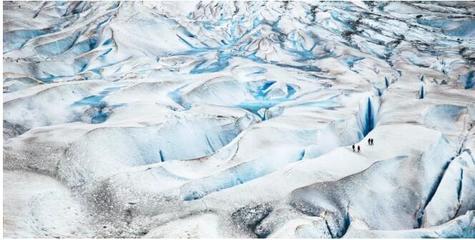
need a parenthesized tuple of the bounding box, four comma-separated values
(357, 145, 361, 152)
(371, 138, 374, 145)
(352, 145, 355, 152)
(368, 138, 371, 145)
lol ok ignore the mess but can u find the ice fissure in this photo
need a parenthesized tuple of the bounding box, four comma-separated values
(358, 96, 379, 138)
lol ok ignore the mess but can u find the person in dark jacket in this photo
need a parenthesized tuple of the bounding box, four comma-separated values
(357, 145, 361, 152)
(352, 144, 355, 152)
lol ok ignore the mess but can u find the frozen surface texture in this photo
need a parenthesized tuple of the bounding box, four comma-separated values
(3, 1, 475, 238)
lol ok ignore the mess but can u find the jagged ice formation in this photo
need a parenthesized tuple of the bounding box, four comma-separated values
(3, 1, 475, 238)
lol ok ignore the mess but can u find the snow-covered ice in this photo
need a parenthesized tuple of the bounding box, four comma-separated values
(3, 1, 475, 238)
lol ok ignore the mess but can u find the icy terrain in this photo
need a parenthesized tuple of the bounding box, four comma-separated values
(3, 1, 475, 238)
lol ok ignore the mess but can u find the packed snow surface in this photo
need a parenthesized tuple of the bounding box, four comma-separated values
(3, 1, 475, 238)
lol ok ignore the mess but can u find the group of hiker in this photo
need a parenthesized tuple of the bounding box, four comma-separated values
(352, 138, 374, 153)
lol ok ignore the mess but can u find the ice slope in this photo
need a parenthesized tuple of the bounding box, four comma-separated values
(3, 1, 475, 238)
(3, 170, 93, 238)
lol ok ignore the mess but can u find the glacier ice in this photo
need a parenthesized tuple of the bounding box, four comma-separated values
(3, 1, 475, 238)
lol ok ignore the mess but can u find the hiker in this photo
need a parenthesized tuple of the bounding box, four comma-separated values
(357, 145, 361, 152)
(368, 138, 371, 145)
(352, 144, 355, 152)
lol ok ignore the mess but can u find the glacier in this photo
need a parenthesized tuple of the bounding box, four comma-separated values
(3, 1, 475, 238)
